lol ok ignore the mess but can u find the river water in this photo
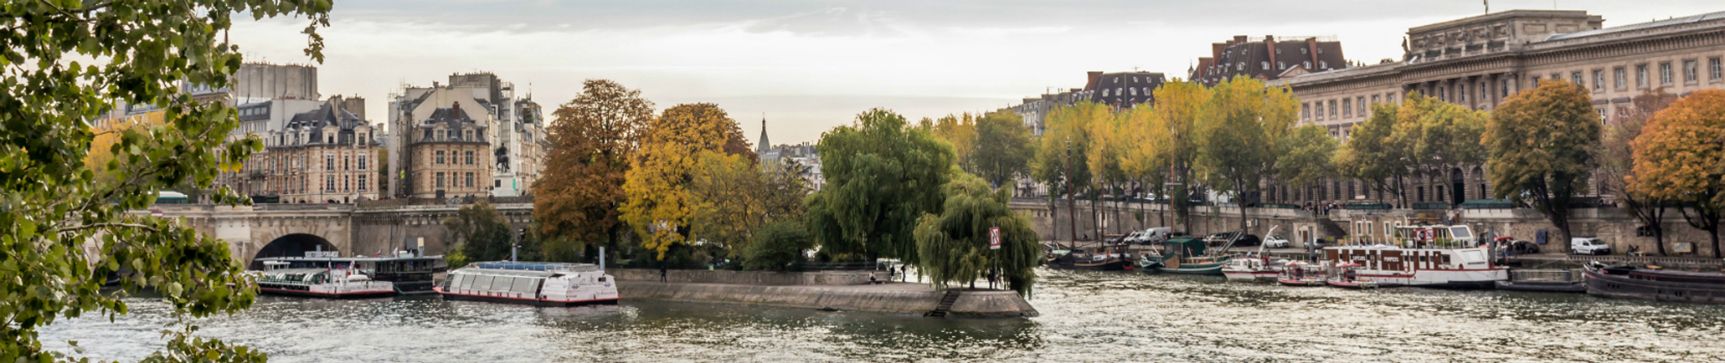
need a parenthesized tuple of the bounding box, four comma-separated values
(42, 268, 1725, 362)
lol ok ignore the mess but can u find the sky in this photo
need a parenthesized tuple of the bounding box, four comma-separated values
(228, 0, 1723, 145)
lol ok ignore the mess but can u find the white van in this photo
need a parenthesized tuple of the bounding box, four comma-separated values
(1571, 237, 1611, 255)
(1139, 227, 1172, 244)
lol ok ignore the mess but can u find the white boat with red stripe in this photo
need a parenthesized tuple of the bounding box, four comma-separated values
(437, 261, 620, 306)
(1320, 224, 1507, 289)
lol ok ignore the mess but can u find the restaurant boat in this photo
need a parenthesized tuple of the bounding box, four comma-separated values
(437, 261, 620, 306)
(1277, 261, 1326, 286)
(1583, 262, 1725, 304)
(1318, 225, 1507, 289)
(251, 250, 445, 297)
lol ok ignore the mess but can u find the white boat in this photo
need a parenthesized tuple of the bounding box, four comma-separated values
(1222, 255, 1283, 282)
(1319, 225, 1507, 289)
(252, 261, 397, 298)
(436, 261, 619, 306)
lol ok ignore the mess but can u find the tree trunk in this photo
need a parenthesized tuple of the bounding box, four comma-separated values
(1065, 191, 1077, 247)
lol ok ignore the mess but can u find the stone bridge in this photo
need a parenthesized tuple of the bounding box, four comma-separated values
(151, 202, 533, 266)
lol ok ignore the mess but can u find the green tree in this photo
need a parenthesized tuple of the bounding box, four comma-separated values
(807, 108, 953, 265)
(1275, 125, 1339, 196)
(1604, 88, 1678, 254)
(1485, 81, 1602, 246)
(1196, 77, 1296, 234)
(1, 0, 330, 360)
(1394, 93, 1487, 205)
(743, 220, 815, 271)
(912, 173, 1041, 295)
(445, 202, 527, 262)
(1150, 81, 1211, 232)
(1032, 103, 1095, 242)
(931, 113, 978, 168)
(534, 80, 653, 262)
(969, 111, 1035, 189)
(621, 103, 743, 260)
(1083, 105, 1129, 236)
(686, 150, 809, 260)
(1631, 89, 1725, 257)
(1118, 103, 1173, 226)
(1338, 104, 1413, 205)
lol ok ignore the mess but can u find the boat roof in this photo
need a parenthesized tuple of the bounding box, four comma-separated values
(470, 261, 601, 272)
(254, 255, 444, 262)
(255, 268, 331, 274)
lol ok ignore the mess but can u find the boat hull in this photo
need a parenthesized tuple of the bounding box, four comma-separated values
(1157, 263, 1224, 275)
(1277, 278, 1325, 287)
(436, 288, 620, 307)
(1583, 268, 1725, 304)
(1223, 270, 1279, 281)
(259, 286, 396, 299)
(1495, 280, 1585, 293)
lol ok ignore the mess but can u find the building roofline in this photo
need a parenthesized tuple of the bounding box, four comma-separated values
(1408, 9, 1596, 33)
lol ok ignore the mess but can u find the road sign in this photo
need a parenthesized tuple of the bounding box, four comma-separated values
(989, 226, 1001, 250)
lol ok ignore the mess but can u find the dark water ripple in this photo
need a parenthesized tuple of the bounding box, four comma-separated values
(40, 268, 1725, 362)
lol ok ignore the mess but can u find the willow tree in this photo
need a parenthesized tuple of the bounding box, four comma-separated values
(1485, 81, 1601, 246)
(807, 108, 953, 264)
(621, 103, 744, 260)
(914, 173, 1041, 296)
(534, 80, 653, 262)
(1632, 89, 1725, 257)
(1, 1, 330, 360)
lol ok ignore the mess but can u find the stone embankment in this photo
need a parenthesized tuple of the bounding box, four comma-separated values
(609, 269, 1037, 318)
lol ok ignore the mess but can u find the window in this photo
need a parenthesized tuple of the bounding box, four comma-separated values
(1570, 71, 1582, 87)
(1684, 59, 1699, 83)
(465, 172, 475, 188)
(1328, 100, 1337, 118)
(1356, 96, 1365, 116)
(1315, 102, 1325, 121)
(325, 154, 334, 171)
(435, 150, 445, 165)
(1660, 62, 1673, 85)
(465, 151, 475, 165)
(1592, 70, 1604, 92)
(435, 172, 445, 189)
(358, 156, 366, 170)
(1613, 67, 1627, 90)
(1301, 103, 1310, 122)
(1597, 108, 1608, 124)
(1370, 95, 1380, 105)
(447, 129, 458, 140)
(1342, 98, 1352, 118)
(1636, 64, 1649, 88)
(342, 175, 349, 193)
(342, 154, 349, 170)
(1458, 83, 1468, 104)
(358, 175, 368, 192)
(1531, 76, 1541, 87)
(423, 129, 433, 141)
(324, 175, 334, 192)
(465, 130, 473, 141)
(1711, 57, 1724, 81)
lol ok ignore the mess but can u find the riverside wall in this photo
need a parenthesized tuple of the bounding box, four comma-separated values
(617, 282, 1037, 318)
(1013, 199, 1721, 257)
(609, 268, 882, 286)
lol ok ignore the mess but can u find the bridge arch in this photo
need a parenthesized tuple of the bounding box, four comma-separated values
(251, 233, 337, 268)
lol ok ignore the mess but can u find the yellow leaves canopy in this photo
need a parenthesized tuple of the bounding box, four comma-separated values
(620, 103, 744, 260)
(1631, 89, 1725, 207)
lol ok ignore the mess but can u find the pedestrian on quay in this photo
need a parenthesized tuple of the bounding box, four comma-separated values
(659, 266, 668, 283)
(888, 266, 896, 282)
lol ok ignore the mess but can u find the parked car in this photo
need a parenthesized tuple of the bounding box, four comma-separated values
(1263, 235, 1290, 248)
(1494, 236, 1540, 254)
(1204, 232, 1261, 247)
(1123, 231, 1147, 244)
(1571, 237, 1611, 255)
(1138, 227, 1173, 244)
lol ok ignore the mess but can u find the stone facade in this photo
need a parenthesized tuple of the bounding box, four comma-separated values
(257, 96, 380, 204)
(403, 102, 491, 200)
(386, 72, 547, 199)
(1266, 9, 1725, 207)
(1192, 35, 1348, 86)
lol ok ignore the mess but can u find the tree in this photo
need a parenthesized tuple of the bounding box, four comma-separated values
(1394, 93, 1487, 205)
(1485, 81, 1601, 246)
(1605, 88, 1679, 254)
(1276, 125, 1339, 196)
(534, 80, 653, 262)
(1083, 104, 1129, 236)
(1032, 103, 1095, 243)
(1150, 81, 1212, 233)
(686, 149, 810, 260)
(807, 108, 953, 265)
(743, 220, 815, 271)
(1337, 103, 1409, 205)
(621, 103, 743, 260)
(1196, 77, 1296, 234)
(912, 173, 1041, 295)
(1, 1, 330, 360)
(1631, 89, 1725, 257)
(969, 111, 1035, 189)
(445, 202, 528, 262)
(931, 113, 978, 168)
(1118, 103, 1173, 227)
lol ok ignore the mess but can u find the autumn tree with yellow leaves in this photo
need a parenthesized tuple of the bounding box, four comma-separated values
(621, 103, 746, 260)
(1631, 89, 1725, 257)
(533, 80, 653, 262)
(1484, 81, 1601, 246)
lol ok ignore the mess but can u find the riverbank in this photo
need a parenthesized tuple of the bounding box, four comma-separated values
(617, 281, 1038, 318)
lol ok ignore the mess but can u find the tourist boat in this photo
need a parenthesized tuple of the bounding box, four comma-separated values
(1147, 237, 1228, 275)
(252, 250, 445, 294)
(1318, 225, 1507, 289)
(1222, 255, 1283, 282)
(252, 260, 397, 298)
(1582, 262, 1725, 304)
(1277, 261, 1326, 287)
(437, 261, 620, 306)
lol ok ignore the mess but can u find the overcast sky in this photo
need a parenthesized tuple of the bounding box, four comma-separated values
(229, 0, 1722, 145)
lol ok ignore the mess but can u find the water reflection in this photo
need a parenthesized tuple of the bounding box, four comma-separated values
(40, 268, 1725, 362)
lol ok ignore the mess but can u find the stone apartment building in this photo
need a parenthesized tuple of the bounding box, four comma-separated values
(222, 62, 326, 199)
(1265, 9, 1725, 210)
(1005, 71, 1164, 136)
(257, 96, 380, 203)
(1191, 35, 1349, 87)
(401, 102, 491, 200)
(386, 72, 546, 199)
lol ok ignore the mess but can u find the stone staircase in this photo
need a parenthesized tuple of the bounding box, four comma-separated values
(924, 289, 962, 318)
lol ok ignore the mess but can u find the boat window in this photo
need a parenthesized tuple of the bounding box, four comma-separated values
(449, 274, 466, 290)
(490, 276, 515, 292)
(511, 277, 536, 294)
(472, 275, 494, 291)
(1449, 226, 1472, 240)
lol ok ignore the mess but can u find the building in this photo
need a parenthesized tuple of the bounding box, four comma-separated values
(387, 72, 546, 199)
(222, 63, 326, 199)
(1265, 9, 1725, 207)
(401, 102, 491, 200)
(258, 96, 380, 203)
(1004, 71, 1162, 135)
(1007, 88, 1083, 136)
(1191, 35, 1348, 86)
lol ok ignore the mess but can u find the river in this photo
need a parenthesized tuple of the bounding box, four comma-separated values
(41, 268, 1725, 362)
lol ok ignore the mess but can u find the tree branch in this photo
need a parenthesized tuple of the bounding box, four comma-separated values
(52, 221, 159, 234)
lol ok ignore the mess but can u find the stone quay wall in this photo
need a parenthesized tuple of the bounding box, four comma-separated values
(609, 268, 881, 286)
(618, 282, 1037, 318)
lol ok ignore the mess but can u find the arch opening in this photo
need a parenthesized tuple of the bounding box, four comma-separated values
(251, 233, 337, 269)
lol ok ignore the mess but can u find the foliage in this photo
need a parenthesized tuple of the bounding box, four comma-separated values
(1117, 104, 1171, 198)
(931, 113, 978, 168)
(1631, 89, 1725, 257)
(1196, 77, 1296, 232)
(534, 80, 653, 262)
(969, 111, 1036, 188)
(912, 173, 1041, 295)
(445, 202, 527, 262)
(1031, 102, 1097, 241)
(621, 103, 743, 260)
(1150, 81, 1212, 232)
(1275, 125, 1339, 188)
(1605, 88, 1679, 253)
(742, 220, 815, 271)
(687, 150, 811, 260)
(1336, 104, 1409, 203)
(444, 248, 470, 269)
(1396, 93, 1488, 176)
(808, 108, 954, 265)
(0, 0, 329, 360)
(1082, 102, 1128, 235)
(1484, 81, 1601, 244)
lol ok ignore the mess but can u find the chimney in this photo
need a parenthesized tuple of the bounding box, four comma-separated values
(1233, 35, 1248, 43)
(1086, 71, 1104, 89)
(1306, 38, 1322, 69)
(1264, 36, 1279, 77)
